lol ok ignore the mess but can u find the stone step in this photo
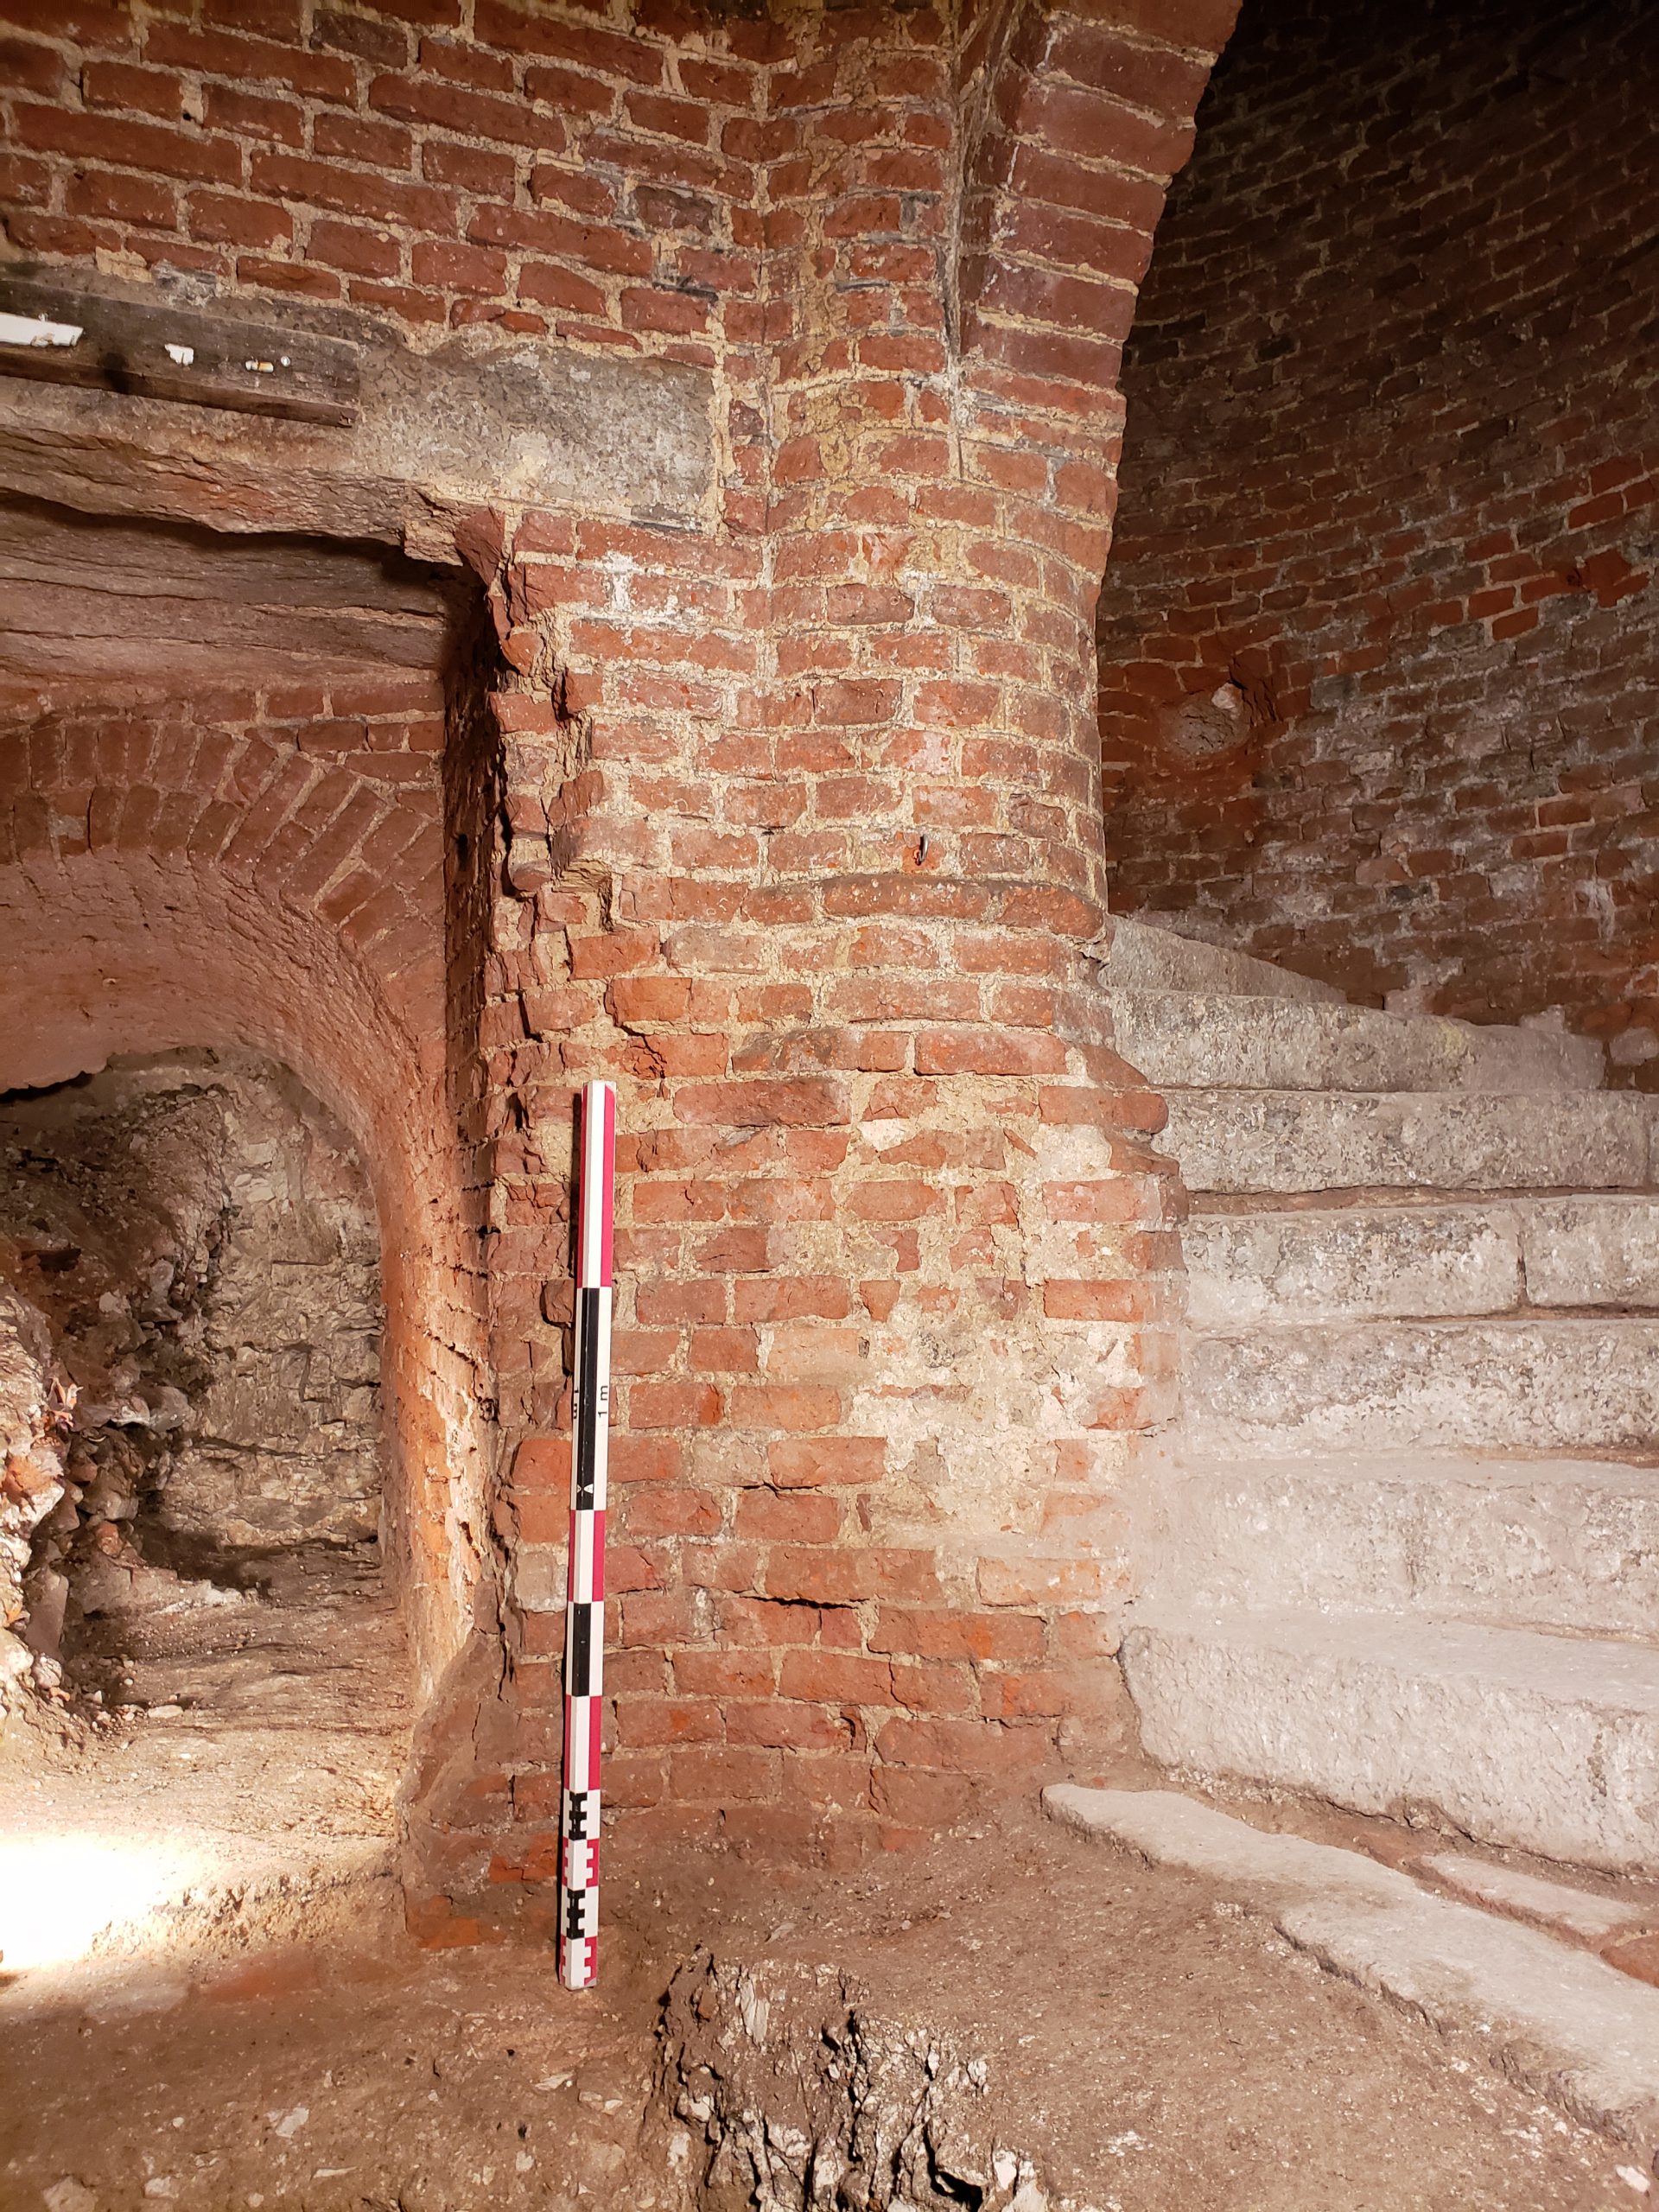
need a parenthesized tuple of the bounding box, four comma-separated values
(1184, 1195, 1659, 1327)
(1112, 990, 1603, 1096)
(1185, 1205, 1520, 1326)
(1141, 1452, 1659, 1637)
(1043, 1785, 1659, 2157)
(1528, 1195, 1659, 1307)
(1187, 1317, 1659, 1455)
(1102, 917, 1344, 1005)
(1120, 1606, 1659, 1870)
(1160, 1088, 1659, 1195)
(1417, 1851, 1654, 1944)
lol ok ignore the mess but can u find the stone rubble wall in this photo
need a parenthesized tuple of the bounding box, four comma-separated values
(0, 1282, 71, 1716)
(0, 673, 492, 1698)
(1097, 0, 1659, 1077)
(0, 1053, 386, 1694)
(658, 1951, 1064, 2212)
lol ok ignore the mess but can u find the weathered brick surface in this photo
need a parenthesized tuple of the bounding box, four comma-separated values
(0, 0, 1235, 1933)
(1098, 0, 1659, 1081)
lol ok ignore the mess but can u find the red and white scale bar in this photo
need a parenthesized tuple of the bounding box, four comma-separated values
(557, 1078, 615, 1990)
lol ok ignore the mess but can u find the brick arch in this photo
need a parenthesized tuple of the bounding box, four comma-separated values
(0, 679, 488, 1691)
(957, 0, 1237, 425)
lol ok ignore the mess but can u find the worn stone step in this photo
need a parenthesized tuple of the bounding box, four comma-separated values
(1184, 1195, 1659, 1326)
(1120, 1607, 1659, 1870)
(1160, 1088, 1659, 1195)
(1113, 990, 1602, 1096)
(1043, 1785, 1659, 2158)
(1102, 917, 1344, 1004)
(1185, 1205, 1522, 1326)
(1187, 1317, 1659, 1454)
(1141, 1452, 1659, 1637)
(1526, 1196, 1659, 1307)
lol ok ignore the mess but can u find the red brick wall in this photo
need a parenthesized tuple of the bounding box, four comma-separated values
(1098, 0, 1659, 1080)
(0, 0, 767, 359)
(0, 0, 1238, 1932)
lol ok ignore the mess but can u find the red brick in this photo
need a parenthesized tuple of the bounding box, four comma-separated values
(250, 151, 456, 232)
(14, 103, 241, 183)
(766, 1548, 941, 1605)
(423, 139, 517, 195)
(188, 193, 292, 246)
(734, 1490, 842, 1542)
(729, 1385, 841, 1433)
(779, 1649, 894, 1705)
(672, 1649, 776, 1698)
(614, 1696, 723, 1746)
(66, 169, 177, 226)
(725, 1701, 851, 1751)
(760, 1437, 884, 1501)
(411, 238, 508, 294)
(869, 1767, 976, 1828)
(870, 1608, 1047, 1663)
(874, 1717, 1055, 1777)
(82, 58, 181, 113)
(307, 218, 401, 276)
(368, 70, 568, 153)
(670, 1745, 781, 1802)
(625, 1382, 721, 1430)
(202, 82, 302, 143)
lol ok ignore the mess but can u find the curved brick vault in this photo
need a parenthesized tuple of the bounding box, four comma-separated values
(0, 0, 1238, 1937)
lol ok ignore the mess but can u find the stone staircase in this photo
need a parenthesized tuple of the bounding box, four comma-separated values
(1105, 918, 1659, 1872)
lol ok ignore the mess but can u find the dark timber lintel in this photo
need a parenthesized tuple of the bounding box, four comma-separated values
(0, 278, 360, 428)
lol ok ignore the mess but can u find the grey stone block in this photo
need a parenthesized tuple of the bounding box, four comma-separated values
(1417, 1852, 1649, 1942)
(1121, 1608, 1659, 1869)
(1043, 1784, 1659, 2159)
(1525, 1197, 1659, 1307)
(1186, 1317, 1659, 1453)
(1102, 918, 1344, 1003)
(1141, 1452, 1659, 1636)
(1160, 1088, 1658, 1194)
(1183, 1205, 1523, 1326)
(1112, 991, 1602, 1095)
(0, 289, 715, 548)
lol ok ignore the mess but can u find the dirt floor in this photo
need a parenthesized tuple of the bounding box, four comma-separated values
(0, 1573, 1650, 2210)
(0, 1544, 410, 1980)
(2, 1816, 1650, 2209)
(646, 1808, 1652, 2212)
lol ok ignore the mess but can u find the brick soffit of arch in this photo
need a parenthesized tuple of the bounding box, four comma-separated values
(0, 703, 450, 1267)
(955, 0, 1240, 432)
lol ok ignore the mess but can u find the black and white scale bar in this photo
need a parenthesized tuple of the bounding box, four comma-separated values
(557, 1079, 615, 1991)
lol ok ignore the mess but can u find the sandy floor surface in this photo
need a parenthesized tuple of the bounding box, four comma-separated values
(1, 1814, 1647, 2211)
(0, 1563, 1647, 2211)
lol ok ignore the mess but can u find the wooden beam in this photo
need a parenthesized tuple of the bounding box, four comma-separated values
(0, 278, 359, 428)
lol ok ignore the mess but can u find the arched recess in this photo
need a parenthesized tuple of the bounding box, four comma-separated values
(0, 687, 490, 1694)
(942, 0, 1243, 963)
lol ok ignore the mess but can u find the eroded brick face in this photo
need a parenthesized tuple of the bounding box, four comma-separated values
(1098, 0, 1659, 1079)
(0, 0, 1236, 1932)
